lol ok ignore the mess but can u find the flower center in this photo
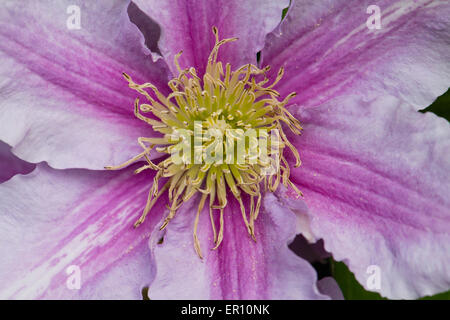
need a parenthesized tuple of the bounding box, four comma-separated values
(106, 27, 303, 258)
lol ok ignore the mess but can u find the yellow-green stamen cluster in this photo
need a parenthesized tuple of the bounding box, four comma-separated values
(107, 27, 303, 258)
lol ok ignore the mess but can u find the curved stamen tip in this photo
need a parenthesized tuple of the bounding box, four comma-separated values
(122, 72, 131, 80)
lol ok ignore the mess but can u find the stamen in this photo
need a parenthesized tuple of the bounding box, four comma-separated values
(108, 26, 304, 258)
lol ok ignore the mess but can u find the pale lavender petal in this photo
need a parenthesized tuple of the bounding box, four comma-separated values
(262, 0, 450, 110)
(317, 277, 344, 300)
(0, 141, 34, 183)
(0, 0, 170, 170)
(288, 94, 450, 299)
(133, 0, 289, 76)
(65, 241, 154, 300)
(0, 164, 163, 299)
(148, 193, 329, 299)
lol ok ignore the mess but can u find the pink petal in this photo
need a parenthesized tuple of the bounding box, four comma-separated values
(262, 0, 450, 110)
(133, 0, 289, 76)
(288, 94, 450, 299)
(148, 193, 329, 299)
(0, 164, 163, 299)
(0, 141, 34, 183)
(0, 0, 170, 170)
(317, 277, 344, 300)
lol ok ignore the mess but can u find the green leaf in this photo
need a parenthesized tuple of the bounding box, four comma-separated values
(281, 1, 291, 20)
(420, 88, 450, 121)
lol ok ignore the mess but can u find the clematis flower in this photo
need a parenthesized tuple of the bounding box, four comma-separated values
(0, 0, 449, 300)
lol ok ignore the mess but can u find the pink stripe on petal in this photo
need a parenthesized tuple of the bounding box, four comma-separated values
(133, 0, 288, 76)
(148, 193, 329, 300)
(0, 0, 170, 170)
(287, 94, 450, 299)
(0, 164, 163, 299)
(262, 0, 450, 110)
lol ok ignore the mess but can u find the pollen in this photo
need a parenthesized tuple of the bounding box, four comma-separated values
(106, 27, 303, 258)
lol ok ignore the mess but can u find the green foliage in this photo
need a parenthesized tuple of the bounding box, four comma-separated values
(282, 7, 289, 20)
(282, 1, 291, 20)
(420, 290, 450, 300)
(421, 88, 450, 121)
